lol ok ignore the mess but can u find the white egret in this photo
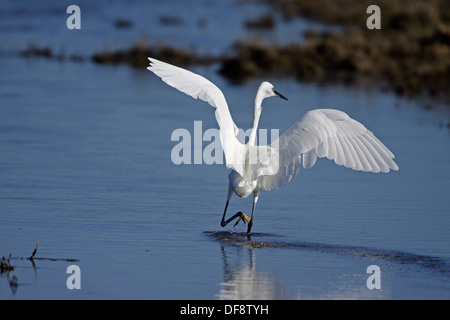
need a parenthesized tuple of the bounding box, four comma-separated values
(147, 57, 398, 234)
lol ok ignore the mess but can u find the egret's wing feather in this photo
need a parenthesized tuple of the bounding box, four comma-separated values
(148, 57, 244, 175)
(260, 109, 398, 191)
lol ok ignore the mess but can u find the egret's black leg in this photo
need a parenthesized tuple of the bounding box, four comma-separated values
(247, 191, 259, 234)
(220, 186, 239, 227)
(220, 186, 250, 229)
(221, 210, 246, 227)
(246, 202, 255, 234)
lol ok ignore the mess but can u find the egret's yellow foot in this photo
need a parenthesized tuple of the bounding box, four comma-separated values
(241, 213, 251, 223)
(235, 212, 251, 226)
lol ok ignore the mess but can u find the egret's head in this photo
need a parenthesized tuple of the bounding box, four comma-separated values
(259, 81, 288, 101)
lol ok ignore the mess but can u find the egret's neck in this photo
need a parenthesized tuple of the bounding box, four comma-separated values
(248, 92, 264, 146)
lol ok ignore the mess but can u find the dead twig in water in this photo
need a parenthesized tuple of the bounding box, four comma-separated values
(28, 238, 39, 261)
(3, 239, 78, 264)
(25, 238, 79, 263)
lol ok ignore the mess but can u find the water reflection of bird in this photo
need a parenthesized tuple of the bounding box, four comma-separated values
(148, 58, 398, 234)
(217, 246, 290, 300)
(211, 233, 390, 299)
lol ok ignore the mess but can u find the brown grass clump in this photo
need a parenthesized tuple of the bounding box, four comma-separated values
(221, 0, 450, 100)
(92, 41, 216, 69)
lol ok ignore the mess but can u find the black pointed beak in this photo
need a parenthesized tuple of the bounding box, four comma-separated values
(274, 90, 288, 101)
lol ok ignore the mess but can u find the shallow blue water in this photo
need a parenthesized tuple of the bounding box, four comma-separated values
(1, 1, 450, 300)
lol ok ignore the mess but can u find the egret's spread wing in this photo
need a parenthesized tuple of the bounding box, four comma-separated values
(148, 57, 245, 175)
(260, 109, 398, 191)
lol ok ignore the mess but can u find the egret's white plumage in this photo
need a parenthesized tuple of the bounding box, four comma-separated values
(261, 108, 399, 191)
(147, 57, 398, 233)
